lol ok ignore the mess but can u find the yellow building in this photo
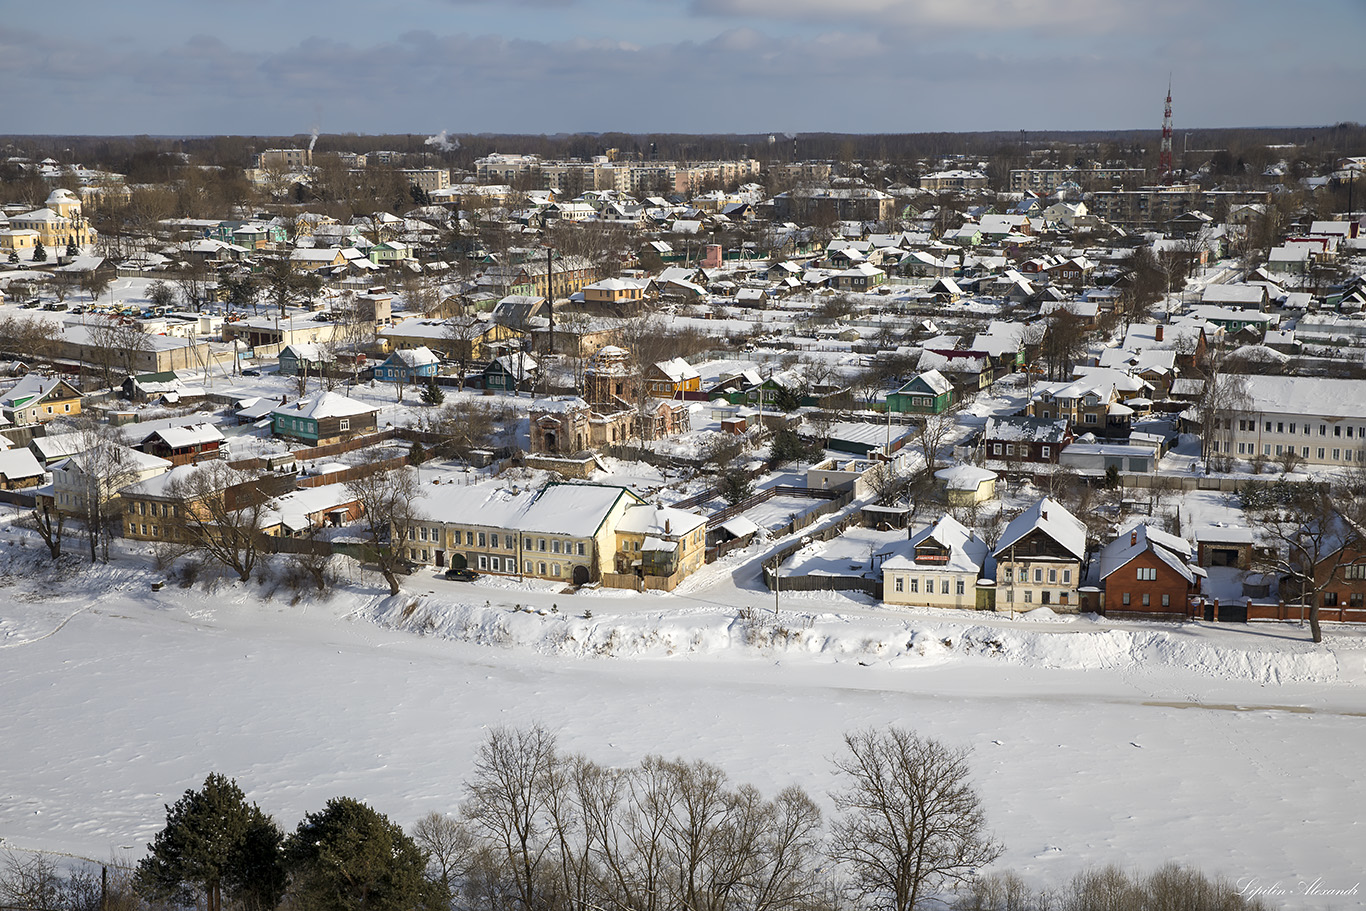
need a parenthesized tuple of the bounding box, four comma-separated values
(607, 503, 707, 592)
(0, 189, 97, 255)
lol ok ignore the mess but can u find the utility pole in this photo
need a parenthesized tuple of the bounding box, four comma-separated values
(545, 245, 555, 361)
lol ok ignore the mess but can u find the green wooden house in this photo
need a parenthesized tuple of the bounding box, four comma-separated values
(886, 369, 955, 414)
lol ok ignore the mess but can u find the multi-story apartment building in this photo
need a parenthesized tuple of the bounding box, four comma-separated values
(474, 154, 761, 196)
(1221, 375, 1366, 468)
(1088, 185, 1271, 228)
(1009, 167, 1146, 193)
(399, 168, 451, 192)
(255, 148, 312, 170)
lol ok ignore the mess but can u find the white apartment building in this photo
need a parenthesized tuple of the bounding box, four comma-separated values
(1222, 376, 1366, 467)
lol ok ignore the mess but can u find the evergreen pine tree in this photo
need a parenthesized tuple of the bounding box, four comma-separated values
(135, 773, 286, 911)
(7, 250, 17, 264)
(66, 239, 79, 258)
(285, 797, 442, 911)
(420, 379, 444, 406)
(32, 241, 46, 262)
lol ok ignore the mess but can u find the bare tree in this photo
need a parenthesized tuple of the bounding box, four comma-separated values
(86, 317, 154, 387)
(917, 405, 961, 476)
(23, 499, 65, 560)
(461, 725, 561, 911)
(410, 811, 475, 907)
(65, 424, 146, 563)
(345, 464, 420, 595)
(164, 462, 273, 583)
(1241, 479, 1362, 644)
(830, 727, 1002, 911)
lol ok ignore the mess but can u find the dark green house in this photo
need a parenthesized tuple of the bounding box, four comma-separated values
(886, 369, 955, 414)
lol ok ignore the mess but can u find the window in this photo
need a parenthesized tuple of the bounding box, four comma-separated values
(1122, 592, 1131, 605)
(909, 578, 919, 593)
(956, 579, 965, 595)
(524, 537, 533, 550)
(1321, 424, 1327, 436)
(539, 539, 547, 552)
(1324, 592, 1339, 607)
(1048, 568, 1057, 583)
(1161, 594, 1170, 607)
(1265, 421, 1272, 432)
(1351, 593, 1364, 609)
(506, 535, 515, 549)
(538, 561, 547, 574)
(1062, 569, 1071, 584)
(1023, 590, 1033, 603)
(1344, 564, 1366, 580)
(1334, 449, 1342, 461)
(1335, 425, 1342, 437)
(1137, 567, 1157, 581)
(1041, 446, 1051, 459)
(1289, 423, 1296, 434)
(993, 444, 1002, 455)
(524, 561, 533, 573)
(339, 419, 350, 431)
(477, 555, 488, 569)
(925, 578, 933, 592)
(419, 527, 428, 541)
(1006, 444, 1015, 455)
(478, 532, 486, 547)
(1034, 568, 1043, 583)
(490, 557, 500, 571)
(941, 579, 950, 594)
(466, 531, 474, 545)
(895, 578, 904, 593)
(1141, 593, 1151, 606)
(553, 564, 561, 577)
(552, 540, 562, 554)
(1319, 448, 1326, 460)
(577, 542, 586, 556)
(1084, 413, 1098, 424)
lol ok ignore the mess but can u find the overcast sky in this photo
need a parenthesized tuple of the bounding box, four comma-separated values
(4, 0, 1363, 137)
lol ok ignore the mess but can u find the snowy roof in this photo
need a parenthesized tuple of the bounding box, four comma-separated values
(273, 392, 378, 422)
(882, 514, 989, 576)
(141, 422, 224, 449)
(654, 357, 700, 383)
(1238, 375, 1366, 420)
(995, 497, 1086, 560)
(387, 346, 440, 368)
(1097, 522, 1197, 585)
(0, 447, 43, 481)
(532, 395, 589, 414)
(615, 503, 707, 538)
(934, 464, 997, 491)
(984, 415, 1069, 443)
(414, 481, 641, 538)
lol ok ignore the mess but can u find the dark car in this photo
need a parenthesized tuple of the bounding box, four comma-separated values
(444, 567, 479, 582)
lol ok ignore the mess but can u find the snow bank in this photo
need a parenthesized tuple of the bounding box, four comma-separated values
(365, 593, 1350, 685)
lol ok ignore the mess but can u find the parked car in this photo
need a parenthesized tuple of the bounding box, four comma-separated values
(444, 567, 479, 582)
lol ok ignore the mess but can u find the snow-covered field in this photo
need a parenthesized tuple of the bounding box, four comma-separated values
(2, 532, 1365, 906)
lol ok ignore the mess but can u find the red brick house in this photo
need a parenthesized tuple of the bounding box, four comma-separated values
(1097, 523, 1203, 618)
(1313, 541, 1366, 623)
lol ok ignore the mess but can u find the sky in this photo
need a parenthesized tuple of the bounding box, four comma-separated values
(2, 0, 1363, 138)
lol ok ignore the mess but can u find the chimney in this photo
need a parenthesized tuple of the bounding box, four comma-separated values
(1131, 531, 1138, 546)
(1040, 509, 1048, 521)
(1155, 325, 1164, 342)
(664, 518, 671, 534)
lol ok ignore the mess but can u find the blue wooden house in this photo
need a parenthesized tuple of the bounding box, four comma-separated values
(376, 347, 439, 384)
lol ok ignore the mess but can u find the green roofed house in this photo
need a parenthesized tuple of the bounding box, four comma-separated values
(271, 392, 378, 446)
(887, 369, 954, 414)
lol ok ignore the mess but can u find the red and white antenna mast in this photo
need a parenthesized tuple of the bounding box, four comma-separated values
(1159, 76, 1174, 183)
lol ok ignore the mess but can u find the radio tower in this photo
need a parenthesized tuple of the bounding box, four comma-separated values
(1159, 77, 1174, 184)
